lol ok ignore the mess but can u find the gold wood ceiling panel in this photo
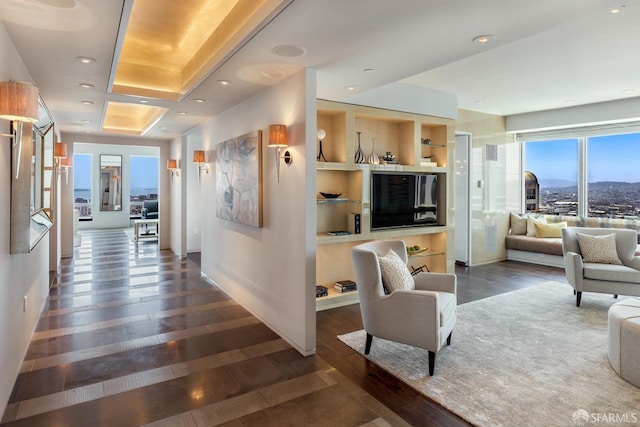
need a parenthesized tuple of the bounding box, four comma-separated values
(112, 0, 288, 101)
(102, 102, 167, 135)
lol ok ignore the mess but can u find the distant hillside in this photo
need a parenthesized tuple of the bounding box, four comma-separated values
(539, 179, 576, 189)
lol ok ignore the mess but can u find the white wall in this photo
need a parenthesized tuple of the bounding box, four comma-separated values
(186, 130, 203, 252)
(169, 137, 184, 257)
(0, 23, 51, 416)
(60, 133, 172, 252)
(200, 69, 317, 355)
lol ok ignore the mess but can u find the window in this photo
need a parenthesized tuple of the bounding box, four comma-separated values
(73, 153, 92, 219)
(524, 139, 578, 215)
(522, 130, 640, 219)
(129, 156, 159, 218)
(587, 133, 640, 219)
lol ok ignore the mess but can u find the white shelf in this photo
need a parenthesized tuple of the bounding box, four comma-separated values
(316, 286, 359, 311)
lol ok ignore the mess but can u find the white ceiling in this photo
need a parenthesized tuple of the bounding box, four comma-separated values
(1, 0, 638, 139)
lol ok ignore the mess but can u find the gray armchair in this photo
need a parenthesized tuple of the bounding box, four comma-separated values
(562, 227, 640, 306)
(351, 240, 457, 375)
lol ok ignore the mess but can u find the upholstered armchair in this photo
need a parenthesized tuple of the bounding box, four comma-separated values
(562, 227, 640, 306)
(351, 240, 457, 375)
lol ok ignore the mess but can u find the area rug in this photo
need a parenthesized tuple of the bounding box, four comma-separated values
(338, 282, 640, 427)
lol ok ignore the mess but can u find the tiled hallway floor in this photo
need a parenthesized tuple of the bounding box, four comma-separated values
(1, 229, 407, 426)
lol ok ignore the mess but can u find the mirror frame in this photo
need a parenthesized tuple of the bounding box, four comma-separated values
(10, 96, 54, 254)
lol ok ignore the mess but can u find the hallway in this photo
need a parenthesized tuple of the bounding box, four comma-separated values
(0, 229, 405, 426)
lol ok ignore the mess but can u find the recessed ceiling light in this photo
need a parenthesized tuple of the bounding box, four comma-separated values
(76, 56, 96, 64)
(79, 83, 94, 89)
(81, 100, 94, 105)
(608, 5, 626, 14)
(217, 79, 231, 86)
(178, 111, 187, 115)
(345, 86, 356, 91)
(271, 45, 307, 58)
(194, 98, 205, 103)
(565, 99, 576, 103)
(363, 68, 376, 73)
(84, 130, 92, 133)
(475, 100, 484, 104)
(82, 119, 91, 123)
(622, 89, 635, 93)
(472, 35, 495, 44)
(139, 99, 149, 104)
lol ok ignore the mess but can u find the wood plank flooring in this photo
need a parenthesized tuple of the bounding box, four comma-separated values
(1, 228, 566, 426)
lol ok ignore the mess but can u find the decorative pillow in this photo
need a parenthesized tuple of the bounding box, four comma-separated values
(510, 213, 527, 235)
(576, 233, 622, 265)
(378, 249, 414, 293)
(534, 221, 567, 238)
(526, 216, 547, 236)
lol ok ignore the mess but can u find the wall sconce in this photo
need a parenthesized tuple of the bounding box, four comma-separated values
(0, 81, 40, 179)
(316, 128, 327, 162)
(167, 159, 180, 182)
(59, 156, 72, 185)
(267, 124, 291, 183)
(193, 150, 209, 183)
(54, 142, 67, 174)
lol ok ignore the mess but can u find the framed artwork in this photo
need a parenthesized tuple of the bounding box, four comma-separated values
(215, 130, 263, 227)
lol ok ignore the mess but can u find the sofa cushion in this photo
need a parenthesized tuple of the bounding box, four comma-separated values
(526, 216, 547, 237)
(510, 212, 527, 235)
(577, 232, 622, 265)
(505, 235, 564, 256)
(583, 263, 640, 283)
(378, 249, 414, 293)
(535, 221, 567, 238)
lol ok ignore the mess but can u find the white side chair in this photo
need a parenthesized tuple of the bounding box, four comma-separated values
(351, 240, 457, 375)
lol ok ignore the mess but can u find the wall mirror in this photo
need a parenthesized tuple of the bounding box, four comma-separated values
(11, 96, 54, 253)
(100, 154, 122, 211)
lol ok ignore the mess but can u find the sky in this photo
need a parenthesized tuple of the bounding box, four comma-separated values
(74, 154, 158, 192)
(525, 132, 640, 183)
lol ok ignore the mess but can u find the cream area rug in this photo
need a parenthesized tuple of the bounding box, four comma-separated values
(338, 282, 640, 427)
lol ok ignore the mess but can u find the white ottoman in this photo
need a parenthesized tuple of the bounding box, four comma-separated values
(608, 298, 640, 388)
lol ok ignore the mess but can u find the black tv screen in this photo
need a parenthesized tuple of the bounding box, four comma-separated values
(371, 173, 437, 230)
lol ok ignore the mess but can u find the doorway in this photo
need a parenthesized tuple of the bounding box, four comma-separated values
(454, 133, 471, 266)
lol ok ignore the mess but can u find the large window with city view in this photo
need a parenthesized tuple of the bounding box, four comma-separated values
(524, 132, 640, 219)
(74, 154, 159, 220)
(129, 156, 159, 218)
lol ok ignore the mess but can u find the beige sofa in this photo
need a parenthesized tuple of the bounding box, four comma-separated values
(506, 214, 640, 268)
(562, 227, 640, 306)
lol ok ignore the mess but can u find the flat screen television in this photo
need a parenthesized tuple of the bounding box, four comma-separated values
(371, 172, 438, 230)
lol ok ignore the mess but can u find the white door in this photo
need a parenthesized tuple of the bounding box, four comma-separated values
(454, 133, 471, 265)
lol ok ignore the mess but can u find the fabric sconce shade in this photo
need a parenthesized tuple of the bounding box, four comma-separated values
(193, 150, 205, 164)
(54, 142, 68, 159)
(167, 159, 178, 170)
(0, 81, 40, 179)
(268, 124, 288, 147)
(0, 81, 39, 123)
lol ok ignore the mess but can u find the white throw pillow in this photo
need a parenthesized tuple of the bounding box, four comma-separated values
(378, 249, 414, 293)
(526, 216, 547, 236)
(576, 233, 622, 265)
(510, 212, 527, 235)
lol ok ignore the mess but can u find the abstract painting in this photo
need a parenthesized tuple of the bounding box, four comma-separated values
(215, 130, 263, 227)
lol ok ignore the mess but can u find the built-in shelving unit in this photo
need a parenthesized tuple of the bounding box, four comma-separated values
(315, 100, 455, 311)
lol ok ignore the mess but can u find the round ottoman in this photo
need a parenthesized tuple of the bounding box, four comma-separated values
(608, 298, 640, 388)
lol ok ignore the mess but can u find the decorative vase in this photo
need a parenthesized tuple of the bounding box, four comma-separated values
(354, 131, 366, 163)
(368, 138, 380, 165)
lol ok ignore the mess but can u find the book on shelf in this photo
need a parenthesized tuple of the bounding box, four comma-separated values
(326, 230, 351, 236)
(334, 280, 357, 293)
(316, 285, 328, 298)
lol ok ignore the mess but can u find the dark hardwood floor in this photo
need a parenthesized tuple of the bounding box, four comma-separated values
(1, 229, 567, 426)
